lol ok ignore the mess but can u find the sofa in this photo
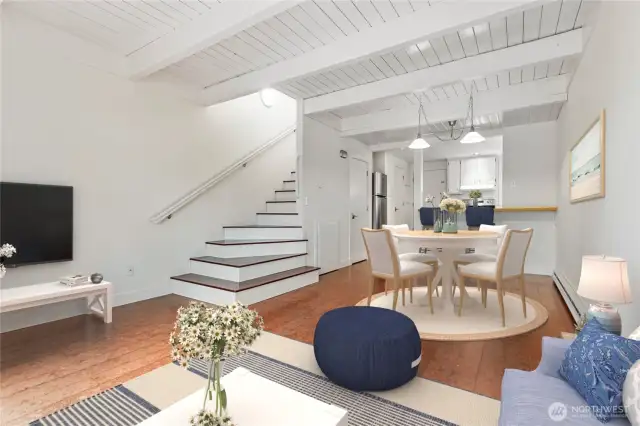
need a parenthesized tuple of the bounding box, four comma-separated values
(499, 336, 632, 426)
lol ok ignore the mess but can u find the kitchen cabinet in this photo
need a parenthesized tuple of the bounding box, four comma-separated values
(460, 157, 497, 190)
(447, 160, 461, 194)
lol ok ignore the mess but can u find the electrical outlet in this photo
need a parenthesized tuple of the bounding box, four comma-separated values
(126, 266, 135, 276)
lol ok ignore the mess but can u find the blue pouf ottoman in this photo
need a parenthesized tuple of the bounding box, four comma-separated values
(314, 306, 421, 391)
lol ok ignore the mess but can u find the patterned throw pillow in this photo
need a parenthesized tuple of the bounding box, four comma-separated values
(559, 319, 640, 423)
(625, 360, 640, 426)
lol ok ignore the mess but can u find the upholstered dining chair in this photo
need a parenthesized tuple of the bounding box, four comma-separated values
(453, 224, 507, 291)
(361, 228, 435, 313)
(383, 224, 439, 296)
(456, 228, 534, 326)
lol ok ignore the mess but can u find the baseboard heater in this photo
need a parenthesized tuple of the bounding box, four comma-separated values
(552, 271, 583, 323)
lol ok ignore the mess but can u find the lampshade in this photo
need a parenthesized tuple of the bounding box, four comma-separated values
(460, 130, 485, 144)
(409, 136, 430, 149)
(577, 256, 632, 304)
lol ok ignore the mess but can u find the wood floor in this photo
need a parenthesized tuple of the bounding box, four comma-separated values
(0, 262, 574, 425)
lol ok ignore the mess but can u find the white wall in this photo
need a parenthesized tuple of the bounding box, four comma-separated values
(502, 122, 557, 207)
(555, 1, 640, 335)
(299, 116, 372, 273)
(0, 10, 297, 332)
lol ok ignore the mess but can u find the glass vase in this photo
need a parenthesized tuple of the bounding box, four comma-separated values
(442, 211, 458, 234)
(433, 209, 443, 233)
(202, 360, 227, 418)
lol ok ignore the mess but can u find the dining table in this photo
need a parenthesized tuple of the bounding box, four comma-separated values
(393, 230, 499, 312)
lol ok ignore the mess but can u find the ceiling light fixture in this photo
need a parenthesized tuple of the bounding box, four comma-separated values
(414, 81, 485, 144)
(409, 102, 431, 149)
(260, 88, 277, 108)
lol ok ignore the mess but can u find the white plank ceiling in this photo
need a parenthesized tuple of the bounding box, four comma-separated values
(12, 0, 229, 56)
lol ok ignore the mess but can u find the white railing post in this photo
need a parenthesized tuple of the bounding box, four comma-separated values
(149, 125, 296, 224)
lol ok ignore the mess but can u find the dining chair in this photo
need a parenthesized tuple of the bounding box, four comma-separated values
(453, 224, 507, 292)
(456, 228, 534, 326)
(361, 228, 435, 313)
(382, 224, 439, 296)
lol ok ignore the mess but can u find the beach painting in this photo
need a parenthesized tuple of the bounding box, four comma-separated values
(570, 110, 606, 203)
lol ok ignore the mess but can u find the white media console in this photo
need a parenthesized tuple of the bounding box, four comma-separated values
(0, 281, 113, 323)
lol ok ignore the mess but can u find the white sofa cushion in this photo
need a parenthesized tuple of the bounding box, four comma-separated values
(630, 326, 640, 341)
(624, 360, 640, 426)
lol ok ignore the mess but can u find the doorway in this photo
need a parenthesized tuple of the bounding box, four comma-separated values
(349, 157, 369, 264)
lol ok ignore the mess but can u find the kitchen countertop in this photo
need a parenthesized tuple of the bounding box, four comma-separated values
(494, 206, 557, 212)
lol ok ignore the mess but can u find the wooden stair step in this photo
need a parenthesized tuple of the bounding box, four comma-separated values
(171, 266, 319, 293)
(190, 253, 306, 268)
(206, 239, 307, 246)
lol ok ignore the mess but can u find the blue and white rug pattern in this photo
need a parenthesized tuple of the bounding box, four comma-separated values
(32, 351, 457, 426)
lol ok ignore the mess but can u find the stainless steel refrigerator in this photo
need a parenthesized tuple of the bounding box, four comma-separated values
(372, 172, 387, 229)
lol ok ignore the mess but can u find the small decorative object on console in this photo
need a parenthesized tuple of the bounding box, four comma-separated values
(60, 274, 89, 286)
(0, 243, 17, 278)
(170, 301, 264, 426)
(90, 273, 104, 284)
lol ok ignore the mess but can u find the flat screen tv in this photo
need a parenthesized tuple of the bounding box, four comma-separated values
(0, 182, 73, 266)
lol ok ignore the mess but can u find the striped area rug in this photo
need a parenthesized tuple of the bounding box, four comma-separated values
(33, 351, 457, 426)
(30, 385, 159, 426)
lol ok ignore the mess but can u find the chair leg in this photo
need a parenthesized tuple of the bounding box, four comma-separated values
(409, 278, 414, 303)
(458, 277, 465, 317)
(392, 279, 400, 310)
(519, 275, 527, 318)
(427, 274, 434, 314)
(367, 277, 375, 306)
(402, 279, 406, 306)
(476, 278, 481, 290)
(384, 279, 388, 296)
(497, 281, 506, 327)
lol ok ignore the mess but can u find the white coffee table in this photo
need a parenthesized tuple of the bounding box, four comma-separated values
(138, 367, 348, 425)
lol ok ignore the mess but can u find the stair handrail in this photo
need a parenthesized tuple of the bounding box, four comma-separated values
(150, 125, 296, 224)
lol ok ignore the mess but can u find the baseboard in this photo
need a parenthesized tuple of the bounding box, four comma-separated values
(552, 271, 583, 323)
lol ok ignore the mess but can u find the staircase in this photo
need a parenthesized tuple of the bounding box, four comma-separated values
(171, 171, 320, 306)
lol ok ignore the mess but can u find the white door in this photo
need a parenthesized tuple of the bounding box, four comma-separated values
(350, 158, 369, 263)
(424, 169, 447, 200)
(394, 165, 409, 224)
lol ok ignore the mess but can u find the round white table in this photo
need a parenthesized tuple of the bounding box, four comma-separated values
(393, 230, 499, 312)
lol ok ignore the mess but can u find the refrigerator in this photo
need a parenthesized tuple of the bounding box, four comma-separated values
(372, 172, 387, 229)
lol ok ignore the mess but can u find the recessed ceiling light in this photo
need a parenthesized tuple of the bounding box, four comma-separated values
(260, 88, 277, 108)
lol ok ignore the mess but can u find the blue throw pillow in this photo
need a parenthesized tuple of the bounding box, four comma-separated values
(559, 318, 640, 423)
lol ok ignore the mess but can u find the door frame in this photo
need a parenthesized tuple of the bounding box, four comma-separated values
(349, 156, 370, 264)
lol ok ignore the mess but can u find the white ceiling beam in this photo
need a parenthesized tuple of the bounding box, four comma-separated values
(306, 29, 583, 114)
(341, 75, 569, 137)
(200, 0, 550, 106)
(127, 0, 303, 79)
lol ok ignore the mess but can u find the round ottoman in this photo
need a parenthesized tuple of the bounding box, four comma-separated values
(314, 306, 421, 391)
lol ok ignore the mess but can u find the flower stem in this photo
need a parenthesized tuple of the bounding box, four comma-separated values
(202, 360, 214, 411)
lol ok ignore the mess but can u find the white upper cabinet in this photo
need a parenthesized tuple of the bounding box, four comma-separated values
(460, 157, 496, 190)
(447, 160, 462, 194)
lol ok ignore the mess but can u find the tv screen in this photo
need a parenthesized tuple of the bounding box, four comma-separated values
(0, 182, 73, 266)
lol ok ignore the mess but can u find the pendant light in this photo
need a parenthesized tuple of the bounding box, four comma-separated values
(409, 102, 431, 149)
(460, 87, 485, 144)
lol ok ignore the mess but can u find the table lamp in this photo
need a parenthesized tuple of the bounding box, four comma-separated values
(577, 255, 632, 335)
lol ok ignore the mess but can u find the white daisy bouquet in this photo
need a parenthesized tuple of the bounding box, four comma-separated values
(0, 243, 17, 278)
(170, 301, 264, 426)
(439, 198, 466, 213)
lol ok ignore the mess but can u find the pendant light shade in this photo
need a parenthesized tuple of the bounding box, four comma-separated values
(460, 127, 485, 144)
(409, 136, 430, 150)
